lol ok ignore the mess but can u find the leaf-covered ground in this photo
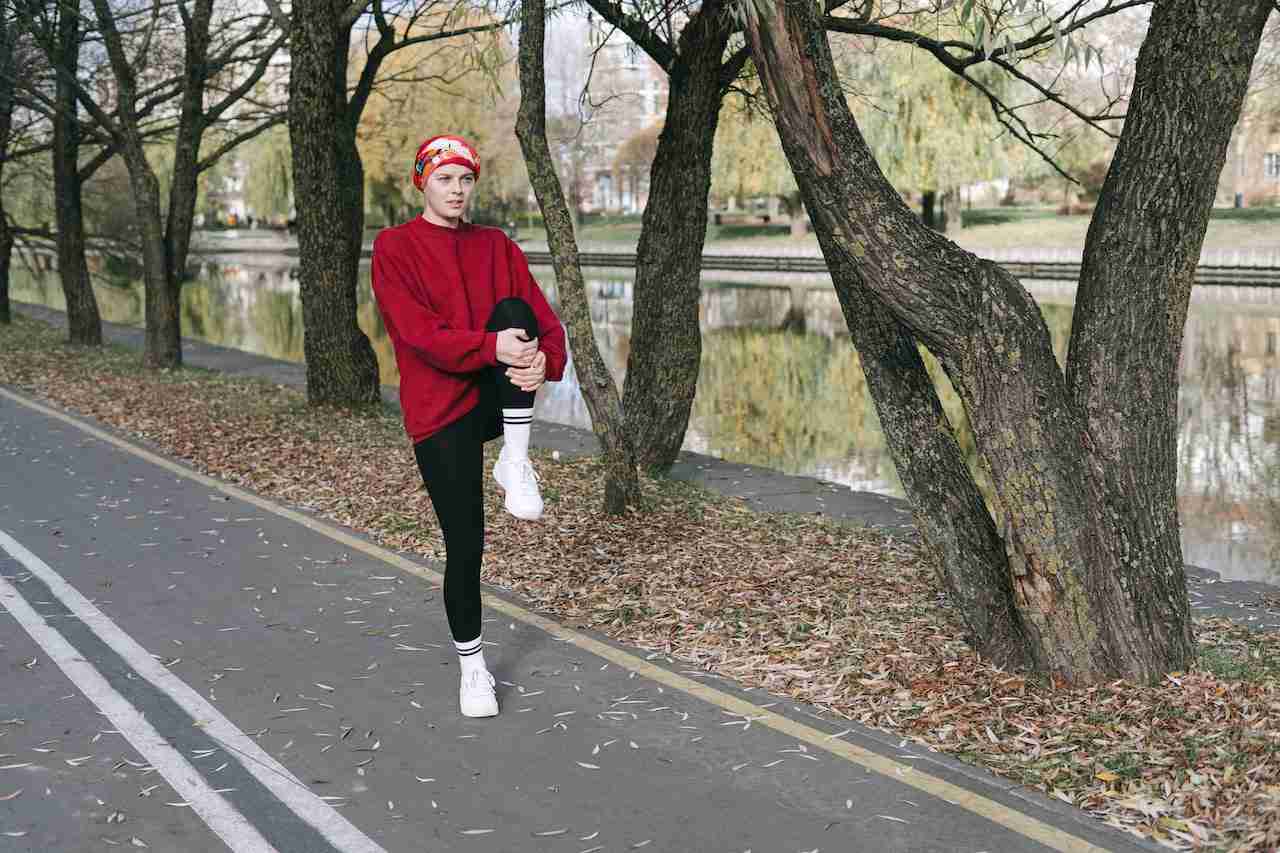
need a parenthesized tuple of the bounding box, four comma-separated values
(4, 314, 1280, 851)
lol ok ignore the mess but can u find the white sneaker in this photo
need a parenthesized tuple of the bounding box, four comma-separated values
(460, 668, 499, 718)
(493, 456, 544, 520)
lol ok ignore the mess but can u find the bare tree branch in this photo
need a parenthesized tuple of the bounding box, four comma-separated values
(261, 0, 291, 30)
(371, 0, 394, 39)
(581, 0, 677, 72)
(77, 144, 118, 182)
(129, 0, 165, 80)
(823, 1, 1151, 70)
(196, 113, 286, 171)
(348, 14, 513, 125)
(988, 54, 1122, 137)
(204, 30, 288, 125)
(820, 2, 1142, 166)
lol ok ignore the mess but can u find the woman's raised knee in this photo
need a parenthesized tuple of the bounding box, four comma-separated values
(486, 297, 538, 335)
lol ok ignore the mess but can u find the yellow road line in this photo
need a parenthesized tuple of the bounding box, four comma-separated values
(1, 385, 1115, 853)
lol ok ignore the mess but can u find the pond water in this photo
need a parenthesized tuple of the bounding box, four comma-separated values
(13, 256, 1280, 585)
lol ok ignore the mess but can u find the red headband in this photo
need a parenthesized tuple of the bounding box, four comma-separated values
(413, 135, 481, 191)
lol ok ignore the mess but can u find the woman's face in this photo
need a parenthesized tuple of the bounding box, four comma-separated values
(422, 163, 477, 226)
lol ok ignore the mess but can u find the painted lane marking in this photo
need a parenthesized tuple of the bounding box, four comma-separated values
(0, 527, 387, 853)
(0, 543, 278, 852)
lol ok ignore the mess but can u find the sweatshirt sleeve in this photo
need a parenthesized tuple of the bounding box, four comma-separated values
(372, 234, 498, 373)
(507, 239, 568, 382)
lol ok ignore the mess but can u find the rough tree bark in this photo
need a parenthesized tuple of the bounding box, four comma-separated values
(585, 0, 744, 474)
(516, 0, 641, 514)
(51, 6, 102, 345)
(741, 0, 1273, 682)
(164, 0, 215, 285)
(287, 0, 380, 405)
(1063, 1, 1274, 679)
(814, 227, 1033, 668)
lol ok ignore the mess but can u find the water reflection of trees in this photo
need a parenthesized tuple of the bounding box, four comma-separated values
(11, 269, 142, 324)
(1178, 310, 1280, 581)
(694, 330, 897, 489)
(17, 260, 1280, 582)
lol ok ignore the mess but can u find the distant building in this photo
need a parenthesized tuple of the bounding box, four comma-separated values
(577, 14, 670, 214)
(1221, 109, 1280, 207)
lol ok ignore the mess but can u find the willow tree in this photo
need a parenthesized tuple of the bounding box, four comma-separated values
(842, 37, 1025, 228)
(243, 123, 293, 223)
(741, 0, 1274, 682)
(709, 95, 797, 214)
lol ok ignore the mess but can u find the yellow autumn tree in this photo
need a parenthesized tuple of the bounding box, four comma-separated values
(710, 94, 797, 210)
(357, 17, 527, 228)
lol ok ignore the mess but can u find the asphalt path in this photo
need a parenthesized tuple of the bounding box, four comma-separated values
(0, 387, 1158, 853)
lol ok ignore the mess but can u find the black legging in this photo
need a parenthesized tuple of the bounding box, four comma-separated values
(413, 297, 539, 644)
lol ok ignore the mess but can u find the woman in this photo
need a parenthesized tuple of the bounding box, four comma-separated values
(371, 134, 567, 718)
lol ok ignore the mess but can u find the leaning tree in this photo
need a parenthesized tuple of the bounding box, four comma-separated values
(740, 0, 1275, 682)
(516, 0, 642, 512)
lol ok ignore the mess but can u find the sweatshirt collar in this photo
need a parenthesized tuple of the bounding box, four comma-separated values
(414, 215, 473, 236)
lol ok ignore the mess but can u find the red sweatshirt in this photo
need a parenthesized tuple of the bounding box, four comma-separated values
(371, 217, 567, 443)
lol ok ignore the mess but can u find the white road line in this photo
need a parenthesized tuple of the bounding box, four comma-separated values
(0, 529, 387, 853)
(0, 557, 278, 852)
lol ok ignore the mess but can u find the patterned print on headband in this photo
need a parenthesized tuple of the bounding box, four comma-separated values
(413, 135, 481, 191)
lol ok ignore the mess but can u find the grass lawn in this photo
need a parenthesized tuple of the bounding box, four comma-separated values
(5, 311, 1280, 849)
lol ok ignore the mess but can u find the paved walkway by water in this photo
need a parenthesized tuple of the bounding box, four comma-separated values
(0, 303, 1274, 851)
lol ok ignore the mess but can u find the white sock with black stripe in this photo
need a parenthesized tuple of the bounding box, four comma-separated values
(455, 635, 487, 679)
(501, 408, 533, 462)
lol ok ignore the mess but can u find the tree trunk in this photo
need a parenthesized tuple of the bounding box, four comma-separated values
(0, 224, 9, 326)
(130, 157, 182, 368)
(1064, 0, 1275, 676)
(90, 0, 181, 367)
(814, 227, 1033, 669)
(164, 0, 214, 283)
(741, 0, 1273, 683)
(516, 0, 641, 514)
(921, 190, 938, 230)
(51, 7, 102, 345)
(0, 7, 12, 326)
(617, 3, 734, 473)
(288, 0, 380, 406)
(942, 188, 958, 233)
